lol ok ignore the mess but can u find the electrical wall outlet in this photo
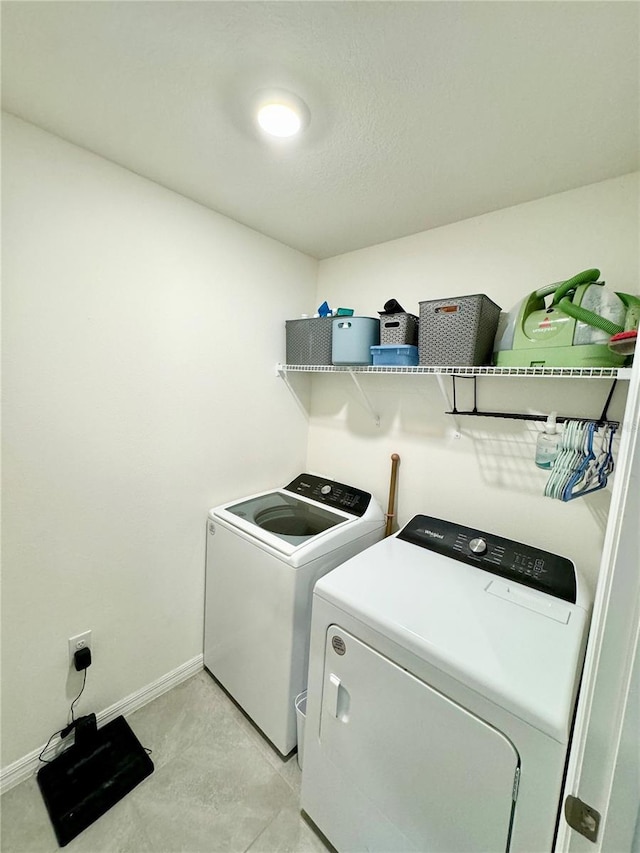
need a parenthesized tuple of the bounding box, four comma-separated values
(68, 631, 92, 666)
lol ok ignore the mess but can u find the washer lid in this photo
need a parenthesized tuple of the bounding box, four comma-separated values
(213, 489, 356, 558)
(313, 532, 591, 743)
(211, 474, 380, 560)
(227, 492, 347, 543)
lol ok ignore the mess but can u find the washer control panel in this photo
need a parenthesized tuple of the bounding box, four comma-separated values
(398, 514, 577, 603)
(284, 474, 372, 516)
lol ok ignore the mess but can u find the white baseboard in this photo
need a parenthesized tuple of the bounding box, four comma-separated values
(0, 654, 203, 795)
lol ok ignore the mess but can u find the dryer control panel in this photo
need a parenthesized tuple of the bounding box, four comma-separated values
(284, 474, 371, 517)
(398, 514, 577, 603)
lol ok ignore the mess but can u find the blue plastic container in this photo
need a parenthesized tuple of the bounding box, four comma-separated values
(332, 317, 380, 365)
(370, 344, 419, 366)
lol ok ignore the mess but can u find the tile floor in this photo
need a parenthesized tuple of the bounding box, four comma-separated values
(1, 671, 332, 853)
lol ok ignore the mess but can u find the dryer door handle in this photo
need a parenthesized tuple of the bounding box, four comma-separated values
(325, 673, 350, 721)
(326, 673, 341, 716)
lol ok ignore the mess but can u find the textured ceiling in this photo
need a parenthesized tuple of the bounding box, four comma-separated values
(2, 1, 639, 259)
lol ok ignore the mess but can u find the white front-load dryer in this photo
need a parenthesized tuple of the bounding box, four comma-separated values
(203, 473, 385, 756)
(301, 514, 591, 852)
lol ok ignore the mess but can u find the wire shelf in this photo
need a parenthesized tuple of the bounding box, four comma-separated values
(277, 364, 633, 379)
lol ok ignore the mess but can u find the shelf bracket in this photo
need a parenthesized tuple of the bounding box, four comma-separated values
(276, 365, 309, 421)
(347, 369, 380, 427)
(436, 374, 461, 438)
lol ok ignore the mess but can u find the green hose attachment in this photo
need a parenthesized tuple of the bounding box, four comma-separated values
(534, 269, 601, 302)
(557, 296, 624, 337)
(550, 269, 601, 304)
(536, 268, 640, 338)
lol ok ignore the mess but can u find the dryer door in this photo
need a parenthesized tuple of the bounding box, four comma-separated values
(319, 625, 520, 852)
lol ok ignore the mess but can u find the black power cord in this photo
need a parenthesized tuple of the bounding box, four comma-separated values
(37, 728, 66, 764)
(66, 669, 88, 729)
(38, 649, 91, 764)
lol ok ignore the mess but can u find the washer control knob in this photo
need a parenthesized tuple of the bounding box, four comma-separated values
(320, 484, 332, 495)
(469, 537, 487, 555)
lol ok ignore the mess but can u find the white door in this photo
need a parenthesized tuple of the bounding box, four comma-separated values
(557, 363, 640, 852)
(321, 626, 520, 853)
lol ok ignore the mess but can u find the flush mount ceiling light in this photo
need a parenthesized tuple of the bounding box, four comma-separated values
(254, 90, 310, 139)
(258, 103, 301, 137)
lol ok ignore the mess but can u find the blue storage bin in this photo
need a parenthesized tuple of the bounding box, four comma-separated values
(370, 344, 419, 366)
(332, 317, 380, 365)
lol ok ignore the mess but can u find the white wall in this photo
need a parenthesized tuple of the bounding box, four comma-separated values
(1, 114, 317, 767)
(309, 173, 639, 591)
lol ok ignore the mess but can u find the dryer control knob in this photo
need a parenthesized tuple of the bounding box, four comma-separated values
(320, 485, 332, 495)
(469, 537, 487, 555)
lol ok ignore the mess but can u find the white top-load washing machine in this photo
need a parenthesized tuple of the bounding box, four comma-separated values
(301, 514, 591, 853)
(203, 473, 385, 756)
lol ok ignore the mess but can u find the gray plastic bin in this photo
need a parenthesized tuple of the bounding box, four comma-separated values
(380, 313, 419, 346)
(285, 317, 333, 365)
(418, 294, 501, 366)
(295, 690, 307, 770)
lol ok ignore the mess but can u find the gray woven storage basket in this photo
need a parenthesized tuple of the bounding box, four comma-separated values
(285, 317, 333, 365)
(418, 294, 501, 366)
(380, 313, 419, 346)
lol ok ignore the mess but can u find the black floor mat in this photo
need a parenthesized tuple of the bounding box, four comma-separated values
(37, 715, 154, 847)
